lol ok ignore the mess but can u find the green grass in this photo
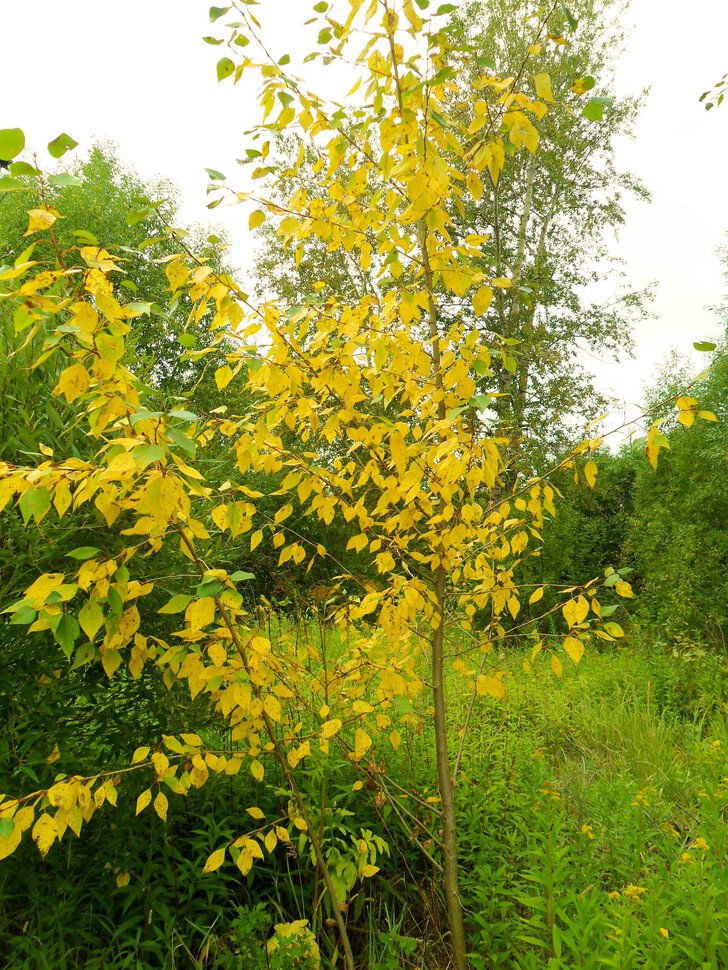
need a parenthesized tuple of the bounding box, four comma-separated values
(1, 637, 727, 968)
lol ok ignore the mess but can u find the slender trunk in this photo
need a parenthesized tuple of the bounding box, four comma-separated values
(420, 223, 469, 970)
(432, 565, 469, 970)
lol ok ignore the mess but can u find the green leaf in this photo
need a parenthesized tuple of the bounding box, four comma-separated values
(48, 133, 79, 159)
(230, 571, 255, 583)
(693, 341, 716, 352)
(9, 605, 36, 626)
(209, 5, 231, 20)
(0, 176, 28, 192)
(159, 594, 194, 614)
(434, 3, 456, 13)
(131, 444, 165, 468)
(71, 229, 99, 245)
(203, 36, 224, 44)
(205, 168, 226, 181)
(0, 128, 25, 161)
(48, 173, 83, 187)
(414, 0, 430, 8)
(55, 614, 80, 658)
(313, 1, 328, 10)
(9, 161, 38, 177)
(178, 333, 196, 348)
(65, 547, 100, 561)
(196, 580, 225, 597)
(19, 488, 52, 524)
(217, 57, 235, 81)
(168, 409, 198, 422)
(582, 97, 613, 122)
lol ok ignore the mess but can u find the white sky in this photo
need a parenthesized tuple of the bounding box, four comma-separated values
(1, 0, 727, 428)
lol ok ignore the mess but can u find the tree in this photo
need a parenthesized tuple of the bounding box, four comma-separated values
(0, 4, 663, 968)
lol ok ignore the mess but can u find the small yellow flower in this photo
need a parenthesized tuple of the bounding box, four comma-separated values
(581, 823, 595, 840)
(623, 884, 647, 902)
(710, 739, 721, 751)
(660, 927, 669, 939)
(608, 891, 621, 901)
(681, 852, 693, 864)
(691, 837, 709, 850)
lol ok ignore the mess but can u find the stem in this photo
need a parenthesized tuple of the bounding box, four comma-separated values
(175, 525, 355, 970)
(432, 567, 469, 970)
(420, 222, 469, 970)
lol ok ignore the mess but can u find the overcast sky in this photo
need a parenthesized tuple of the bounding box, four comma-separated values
(2, 0, 727, 429)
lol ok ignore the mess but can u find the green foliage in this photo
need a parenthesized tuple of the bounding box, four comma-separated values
(628, 345, 728, 644)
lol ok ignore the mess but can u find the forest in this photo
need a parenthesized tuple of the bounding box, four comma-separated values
(0, 0, 727, 967)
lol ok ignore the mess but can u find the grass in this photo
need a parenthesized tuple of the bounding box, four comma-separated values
(1, 635, 727, 968)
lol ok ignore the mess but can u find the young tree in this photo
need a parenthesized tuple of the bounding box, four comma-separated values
(0, 3, 678, 967)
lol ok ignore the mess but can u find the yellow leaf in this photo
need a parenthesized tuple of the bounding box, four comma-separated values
(203, 847, 226, 873)
(361, 864, 380, 878)
(550, 654, 563, 679)
(472, 285, 493, 317)
(102, 651, 122, 678)
(25, 208, 58, 235)
(533, 72, 554, 103)
(563, 595, 590, 628)
(151, 751, 169, 777)
(264, 694, 282, 723)
(353, 728, 372, 761)
(264, 829, 277, 853)
(528, 43, 542, 56)
(185, 597, 216, 630)
(32, 814, 56, 857)
(529, 587, 544, 606)
(136, 790, 152, 815)
(0, 821, 22, 861)
(698, 410, 717, 422)
(215, 365, 234, 390)
(250, 759, 264, 782)
(116, 872, 131, 888)
(321, 719, 342, 740)
(466, 170, 483, 202)
(584, 459, 597, 488)
(46, 742, 61, 764)
(249, 210, 266, 230)
(166, 260, 188, 292)
(154, 791, 168, 822)
(476, 675, 506, 700)
(563, 636, 584, 666)
(54, 363, 90, 403)
(250, 529, 263, 552)
(402, 0, 423, 31)
(131, 746, 150, 765)
(614, 581, 634, 598)
(79, 599, 104, 640)
(390, 730, 402, 751)
(247, 807, 265, 820)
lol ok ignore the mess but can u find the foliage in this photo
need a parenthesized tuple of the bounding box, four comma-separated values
(2, 639, 728, 967)
(0, 2, 717, 968)
(627, 342, 728, 645)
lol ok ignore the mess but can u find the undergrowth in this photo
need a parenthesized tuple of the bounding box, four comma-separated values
(1, 635, 727, 968)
